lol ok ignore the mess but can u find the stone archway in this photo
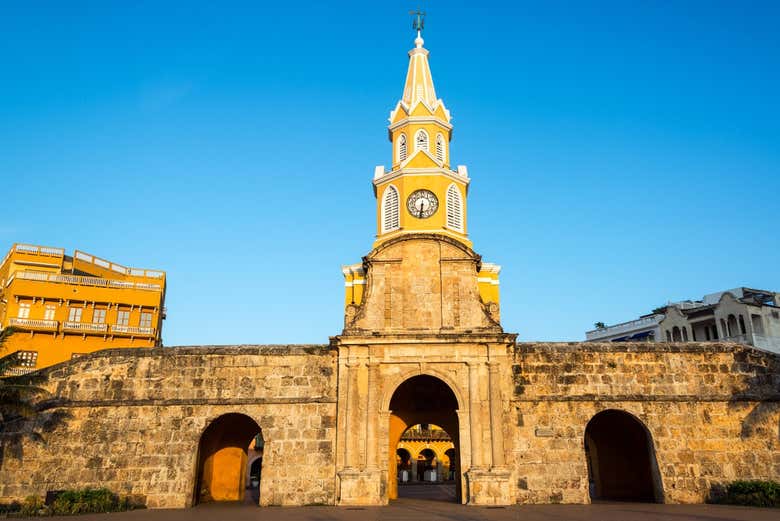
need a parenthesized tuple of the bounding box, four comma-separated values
(584, 409, 663, 503)
(194, 413, 262, 504)
(387, 375, 461, 503)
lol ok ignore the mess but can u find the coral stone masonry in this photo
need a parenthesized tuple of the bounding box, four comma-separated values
(1, 22, 778, 510)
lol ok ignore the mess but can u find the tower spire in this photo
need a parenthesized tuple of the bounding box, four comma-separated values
(402, 9, 438, 108)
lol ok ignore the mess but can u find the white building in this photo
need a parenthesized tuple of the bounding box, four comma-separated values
(586, 287, 780, 354)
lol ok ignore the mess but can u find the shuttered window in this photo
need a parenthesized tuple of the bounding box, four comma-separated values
(382, 185, 400, 233)
(436, 134, 445, 162)
(415, 130, 428, 152)
(398, 134, 407, 162)
(17, 351, 38, 367)
(446, 184, 463, 232)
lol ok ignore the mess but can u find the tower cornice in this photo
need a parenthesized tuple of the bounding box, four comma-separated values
(373, 167, 470, 189)
(388, 115, 453, 134)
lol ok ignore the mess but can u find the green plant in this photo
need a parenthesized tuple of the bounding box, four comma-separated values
(0, 328, 49, 423)
(0, 501, 20, 514)
(712, 480, 780, 508)
(19, 495, 44, 517)
(49, 488, 125, 516)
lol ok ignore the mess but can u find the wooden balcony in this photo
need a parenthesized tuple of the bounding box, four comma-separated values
(63, 322, 108, 334)
(8, 317, 58, 331)
(111, 325, 155, 336)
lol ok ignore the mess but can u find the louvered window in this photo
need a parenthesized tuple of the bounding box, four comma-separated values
(446, 184, 463, 232)
(415, 130, 428, 152)
(436, 134, 445, 162)
(17, 351, 38, 367)
(398, 134, 407, 162)
(382, 185, 400, 233)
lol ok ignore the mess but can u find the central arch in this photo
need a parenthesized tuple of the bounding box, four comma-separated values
(387, 375, 462, 503)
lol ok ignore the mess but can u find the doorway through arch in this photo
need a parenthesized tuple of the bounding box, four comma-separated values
(584, 409, 663, 503)
(388, 375, 461, 503)
(194, 413, 264, 505)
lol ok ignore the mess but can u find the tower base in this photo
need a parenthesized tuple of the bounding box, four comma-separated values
(337, 468, 384, 506)
(465, 467, 514, 506)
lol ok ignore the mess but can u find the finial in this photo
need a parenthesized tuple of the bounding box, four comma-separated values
(410, 8, 425, 32)
(410, 9, 426, 48)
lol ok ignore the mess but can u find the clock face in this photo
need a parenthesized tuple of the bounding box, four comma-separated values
(406, 189, 439, 219)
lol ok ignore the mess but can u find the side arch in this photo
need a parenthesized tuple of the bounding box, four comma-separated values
(583, 409, 663, 503)
(193, 413, 262, 504)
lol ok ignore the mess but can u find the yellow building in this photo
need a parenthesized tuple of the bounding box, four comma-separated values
(343, 29, 501, 315)
(0, 243, 166, 374)
(396, 424, 457, 484)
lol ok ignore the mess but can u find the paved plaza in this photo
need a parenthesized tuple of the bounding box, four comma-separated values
(37, 486, 778, 521)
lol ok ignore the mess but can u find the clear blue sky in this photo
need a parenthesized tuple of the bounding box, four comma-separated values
(1, 1, 778, 345)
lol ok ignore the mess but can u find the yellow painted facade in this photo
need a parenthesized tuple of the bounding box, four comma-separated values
(0, 243, 166, 374)
(343, 32, 501, 311)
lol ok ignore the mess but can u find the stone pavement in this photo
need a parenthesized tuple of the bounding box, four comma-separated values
(38, 497, 778, 521)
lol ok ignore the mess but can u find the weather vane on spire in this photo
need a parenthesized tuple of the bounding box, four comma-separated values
(410, 8, 425, 34)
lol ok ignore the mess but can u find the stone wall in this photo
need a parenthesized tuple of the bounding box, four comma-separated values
(2, 340, 778, 509)
(510, 342, 780, 504)
(0, 346, 338, 508)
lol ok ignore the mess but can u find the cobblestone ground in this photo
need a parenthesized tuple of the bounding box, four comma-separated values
(35, 497, 779, 521)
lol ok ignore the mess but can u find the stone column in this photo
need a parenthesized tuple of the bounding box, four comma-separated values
(365, 363, 379, 469)
(487, 361, 505, 468)
(436, 460, 444, 482)
(343, 361, 358, 469)
(410, 459, 418, 482)
(468, 362, 483, 468)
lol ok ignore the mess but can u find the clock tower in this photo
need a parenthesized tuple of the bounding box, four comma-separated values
(372, 30, 471, 249)
(334, 16, 515, 508)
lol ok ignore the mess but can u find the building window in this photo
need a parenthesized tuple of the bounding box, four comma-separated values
(446, 184, 463, 232)
(738, 315, 746, 335)
(682, 327, 689, 342)
(16, 351, 38, 367)
(398, 134, 407, 162)
(672, 326, 682, 342)
(44, 304, 56, 321)
(68, 307, 83, 322)
(140, 312, 153, 329)
(93, 308, 106, 324)
(381, 185, 400, 233)
(415, 129, 429, 153)
(435, 134, 445, 162)
(116, 310, 130, 327)
(17, 302, 31, 319)
(751, 314, 765, 335)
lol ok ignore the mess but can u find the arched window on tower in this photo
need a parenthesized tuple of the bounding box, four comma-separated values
(382, 185, 400, 233)
(398, 134, 407, 163)
(415, 130, 429, 153)
(436, 134, 445, 163)
(446, 184, 463, 232)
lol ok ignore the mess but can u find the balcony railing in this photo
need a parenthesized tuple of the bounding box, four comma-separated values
(1, 366, 36, 377)
(63, 322, 108, 333)
(586, 314, 663, 341)
(8, 317, 58, 330)
(74, 250, 164, 280)
(9, 270, 162, 292)
(111, 325, 155, 336)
